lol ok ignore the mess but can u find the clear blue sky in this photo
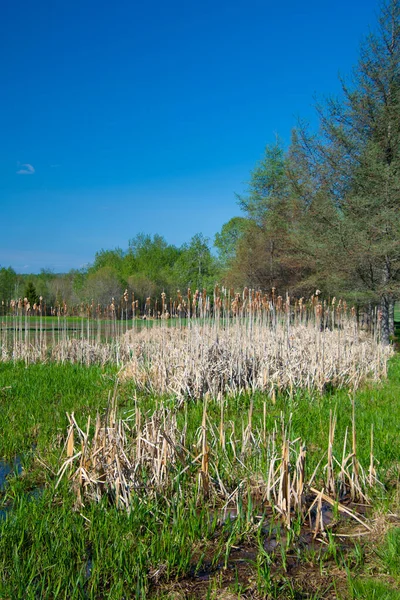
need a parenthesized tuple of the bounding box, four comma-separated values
(1, 0, 379, 273)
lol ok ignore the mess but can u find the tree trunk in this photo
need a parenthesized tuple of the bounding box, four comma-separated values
(380, 294, 390, 345)
(380, 258, 391, 345)
(389, 295, 395, 337)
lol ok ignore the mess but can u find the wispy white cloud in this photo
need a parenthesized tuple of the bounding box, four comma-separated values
(16, 163, 35, 175)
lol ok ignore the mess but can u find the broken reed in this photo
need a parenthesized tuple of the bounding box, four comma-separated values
(58, 389, 375, 536)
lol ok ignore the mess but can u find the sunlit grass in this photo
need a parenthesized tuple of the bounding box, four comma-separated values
(0, 355, 399, 597)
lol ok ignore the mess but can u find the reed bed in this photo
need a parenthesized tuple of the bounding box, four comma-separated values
(122, 319, 391, 399)
(0, 337, 131, 366)
(1, 289, 392, 396)
(57, 388, 375, 537)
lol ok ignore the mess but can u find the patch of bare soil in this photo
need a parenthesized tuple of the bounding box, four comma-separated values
(151, 499, 376, 600)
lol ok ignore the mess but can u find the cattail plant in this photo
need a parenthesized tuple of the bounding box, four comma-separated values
(58, 391, 375, 538)
(0, 288, 393, 378)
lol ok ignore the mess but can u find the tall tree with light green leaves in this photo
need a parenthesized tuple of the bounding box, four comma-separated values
(0, 266, 18, 306)
(173, 233, 216, 292)
(214, 217, 248, 271)
(223, 141, 312, 292)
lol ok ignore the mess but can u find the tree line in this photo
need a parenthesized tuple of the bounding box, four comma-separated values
(1, 0, 399, 343)
(0, 232, 217, 314)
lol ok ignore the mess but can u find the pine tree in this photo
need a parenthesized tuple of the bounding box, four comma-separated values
(24, 281, 39, 307)
(293, 0, 400, 342)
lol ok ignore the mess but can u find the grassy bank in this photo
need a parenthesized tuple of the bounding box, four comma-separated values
(0, 359, 399, 598)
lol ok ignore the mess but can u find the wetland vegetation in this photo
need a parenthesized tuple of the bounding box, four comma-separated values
(0, 298, 399, 599)
(1, 1, 400, 596)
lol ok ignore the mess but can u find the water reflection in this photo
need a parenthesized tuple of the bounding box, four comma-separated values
(0, 456, 23, 520)
(0, 456, 22, 491)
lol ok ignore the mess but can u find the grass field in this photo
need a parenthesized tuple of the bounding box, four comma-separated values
(0, 351, 400, 598)
(0, 298, 396, 598)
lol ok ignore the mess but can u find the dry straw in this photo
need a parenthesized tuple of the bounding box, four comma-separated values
(58, 388, 375, 535)
(1, 289, 392, 387)
(122, 319, 391, 400)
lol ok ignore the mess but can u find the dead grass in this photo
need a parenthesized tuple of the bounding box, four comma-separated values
(57, 386, 376, 537)
(121, 320, 391, 399)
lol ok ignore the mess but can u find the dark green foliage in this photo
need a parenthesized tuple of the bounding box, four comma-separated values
(289, 0, 400, 336)
(127, 233, 182, 301)
(24, 281, 39, 306)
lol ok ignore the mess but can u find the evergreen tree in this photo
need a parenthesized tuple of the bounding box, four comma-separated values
(293, 0, 400, 341)
(24, 281, 39, 307)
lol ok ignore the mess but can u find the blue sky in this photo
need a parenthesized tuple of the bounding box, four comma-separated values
(1, 0, 379, 273)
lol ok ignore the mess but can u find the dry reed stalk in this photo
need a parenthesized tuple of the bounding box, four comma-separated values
(294, 442, 306, 512)
(351, 394, 360, 500)
(66, 425, 74, 458)
(265, 431, 277, 503)
(57, 393, 379, 539)
(199, 399, 209, 497)
(368, 424, 377, 487)
(327, 409, 337, 496)
(309, 487, 372, 532)
(241, 398, 254, 455)
(340, 426, 349, 489)
(219, 399, 225, 450)
(314, 488, 325, 538)
(229, 421, 237, 461)
(277, 436, 291, 528)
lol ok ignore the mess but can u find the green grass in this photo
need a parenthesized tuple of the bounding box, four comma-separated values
(348, 577, 400, 599)
(0, 362, 117, 457)
(0, 314, 195, 328)
(1, 356, 400, 598)
(394, 302, 400, 323)
(376, 527, 400, 577)
(0, 485, 219, 599)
